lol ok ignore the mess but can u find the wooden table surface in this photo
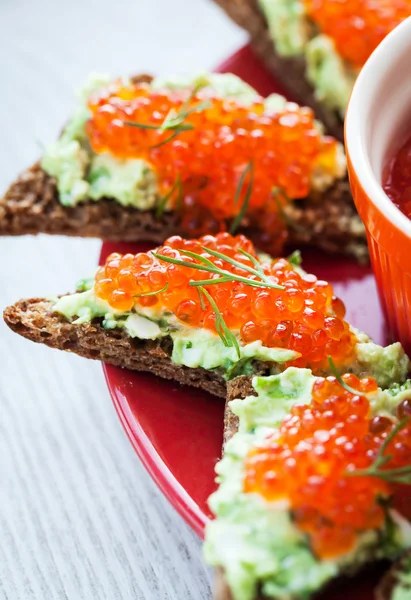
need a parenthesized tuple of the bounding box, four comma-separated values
(0, 1, 245, 597)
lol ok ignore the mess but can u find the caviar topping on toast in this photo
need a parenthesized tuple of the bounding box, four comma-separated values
(94, 232, 356, 370)
(206, 369, 411, 600)
(0, 72, 365, 260)
(244, 374, 411, 559)
(85, 77, 340, 252)
(3, 234, 410, 392)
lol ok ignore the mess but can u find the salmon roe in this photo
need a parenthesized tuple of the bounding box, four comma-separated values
(244, 377, 411, 559)
(304, 0, 411, 68)
(85, 81, 338, 253)
(94, 233, 356, 370)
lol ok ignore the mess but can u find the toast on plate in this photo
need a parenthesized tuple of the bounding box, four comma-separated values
(205, 370, 411, 599)
(0, 72, 366, 261)
(3, 233, 409, 397)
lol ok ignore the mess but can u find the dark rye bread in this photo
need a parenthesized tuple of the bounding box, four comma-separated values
(0, 162, 181, 243)
(0, 162, 366, 261)
(223, 374, 255, 444)
(376, 551, 411, 600)
(215, 372, 262, 600)
(3, 297, 227, 399)
(212, 0, 344, 141)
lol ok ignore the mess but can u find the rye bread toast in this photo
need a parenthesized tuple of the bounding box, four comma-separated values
(0, 71, 366, 260)
(0, 162, 366, 260)
(212, 0, 344, 141)
(3, 297, 280, 398)
(3, 297, 227, 398)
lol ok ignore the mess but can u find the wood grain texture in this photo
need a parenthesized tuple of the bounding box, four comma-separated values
(0, 1, 246, 598)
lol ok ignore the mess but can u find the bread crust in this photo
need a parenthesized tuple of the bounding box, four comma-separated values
(212, 0, 344, 140)
(0, 161, 366, 260)
(3, 297, 227, 398)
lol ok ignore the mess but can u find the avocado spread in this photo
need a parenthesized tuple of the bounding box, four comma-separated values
(42, 71, 344, 208)
(41, 73, 265, 208)
(52, 281, 411, 386)
(53, 287, 298, 374)
(258, 0, 359, 116)
(204, 369, 411, 600)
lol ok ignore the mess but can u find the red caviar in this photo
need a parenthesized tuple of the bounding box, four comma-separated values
(244, 377, 411, 559)
(85, 81, 338, 252)
(304, 0, 411, 68)
(94, 233, 356, 369)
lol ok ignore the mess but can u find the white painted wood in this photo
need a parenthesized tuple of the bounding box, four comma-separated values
(0, 1, 246, 597)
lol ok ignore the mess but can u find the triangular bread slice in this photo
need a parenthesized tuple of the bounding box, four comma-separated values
(0, 72, 366, 260)
(3, 297, 227, 398)
(0, 163, 364, 257)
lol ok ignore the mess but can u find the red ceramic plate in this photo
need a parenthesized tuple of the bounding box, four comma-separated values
(102, 45, 389, 598)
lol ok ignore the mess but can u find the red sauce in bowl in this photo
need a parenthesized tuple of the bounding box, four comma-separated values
(383, 132, 411, 217)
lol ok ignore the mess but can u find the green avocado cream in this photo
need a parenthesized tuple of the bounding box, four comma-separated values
(52, 289, 299, 374)
(259, 0, 310, 56)
(305, 35, 357, 116)
(204, 369, 411, 600)
(258, 0, 359, 116)
(52, 283, 411, 385)
(41, 72, 272, 208)
(42, 70, 344, 208)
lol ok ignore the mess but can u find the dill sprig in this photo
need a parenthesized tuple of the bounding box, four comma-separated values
(152, 247, 285, 291)
(230, 161, 254, 235)
(272, 187, 308, 235)
(123, 83, 211, 148)
(134, 282, 168, 297)
(156, 175, 183, 218)
(287, 250, 302, 267)
(346, 418, 411, 485)
(327, 356, 366, 397)
(197, 286, 240, 358)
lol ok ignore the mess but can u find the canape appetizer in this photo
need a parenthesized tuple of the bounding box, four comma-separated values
(0, 72, 365, 259)
(212, 0, 411, 140)
(3, 233, 408, 396)
(205, 368, 411, 599)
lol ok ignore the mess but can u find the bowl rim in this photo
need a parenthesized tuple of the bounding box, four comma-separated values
(345, 16, 411, 240)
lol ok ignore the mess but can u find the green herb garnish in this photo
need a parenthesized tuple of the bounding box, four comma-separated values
(156, 175, 183, 218)
(346, 417, 411, 484)
(287, 250, 302, 267)
(230, 161, 254, 235)
(327, 356, 366, 396)
(134, 282, 169, 297)
(124, 83, 211, 148)
(273, 187, 308, 235)
(197, 286, 240, 358)
(152, 247, 284, 291)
